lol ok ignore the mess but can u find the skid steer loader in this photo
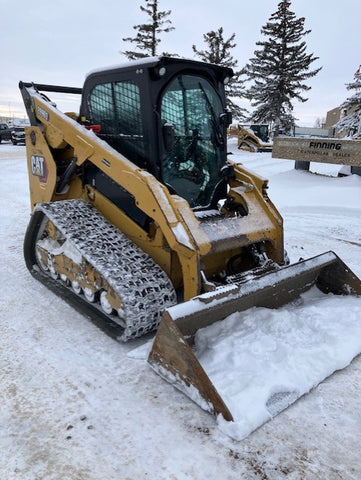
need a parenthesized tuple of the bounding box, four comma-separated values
(20, 57, 361, 435)
(228, 123, 273, 152)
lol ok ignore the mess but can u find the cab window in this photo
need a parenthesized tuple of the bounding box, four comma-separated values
(160, 75, 224, 208)
(88, 81, 146, 166)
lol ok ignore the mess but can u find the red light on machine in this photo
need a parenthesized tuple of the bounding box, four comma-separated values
(85, 125, 102, 134)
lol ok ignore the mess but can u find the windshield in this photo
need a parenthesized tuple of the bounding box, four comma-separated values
(160, 75, 224, 208)
(251, 125, 269, 143)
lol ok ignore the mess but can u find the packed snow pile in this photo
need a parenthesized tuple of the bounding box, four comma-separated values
(194, 287, 361, 440)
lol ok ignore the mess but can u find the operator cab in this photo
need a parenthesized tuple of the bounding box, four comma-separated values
(160, 73, 228, 208)
(80, 57, 233, 210)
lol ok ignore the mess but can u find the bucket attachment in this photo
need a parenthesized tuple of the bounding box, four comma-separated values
(148, 251, 361, 429)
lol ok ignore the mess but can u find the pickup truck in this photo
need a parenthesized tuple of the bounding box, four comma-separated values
(0, 123, 12, 143)
(10, 126, 25, 145)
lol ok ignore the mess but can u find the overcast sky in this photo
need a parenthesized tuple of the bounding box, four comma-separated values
(1, 0, 360, 126)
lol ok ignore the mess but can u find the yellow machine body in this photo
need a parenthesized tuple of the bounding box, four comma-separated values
(20, 58, 361, 434)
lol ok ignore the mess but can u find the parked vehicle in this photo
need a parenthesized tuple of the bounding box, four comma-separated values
(227, 123, 273, 152)
(11, 126, 26, 145)
(0, 123, 12, 143)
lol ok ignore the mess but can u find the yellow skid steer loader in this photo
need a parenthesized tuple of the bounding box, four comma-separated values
(228, 123, 273, 152)
(20, 57, 361, 436)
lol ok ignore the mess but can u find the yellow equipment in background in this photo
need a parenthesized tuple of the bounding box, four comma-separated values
(228, 123, 273, 152)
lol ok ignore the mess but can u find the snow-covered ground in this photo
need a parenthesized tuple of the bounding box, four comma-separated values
(1, 140, 361, 479)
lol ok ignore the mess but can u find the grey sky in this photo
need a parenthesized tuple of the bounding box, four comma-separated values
(1, 0, 360, 125)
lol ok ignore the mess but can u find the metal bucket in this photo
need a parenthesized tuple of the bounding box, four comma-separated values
(148, 251, 361, 422)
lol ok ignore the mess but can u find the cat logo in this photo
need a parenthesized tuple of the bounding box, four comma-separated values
(31, 155, 48, 183)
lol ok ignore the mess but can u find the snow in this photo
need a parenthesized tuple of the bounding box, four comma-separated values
(37, 237, 83, 265)
(1, 140, 361, 479)
(195, 288, 361, 441)
(85, 57, 167, 78)
(85, 56, 217, 79)
(171, 222, 194, 249)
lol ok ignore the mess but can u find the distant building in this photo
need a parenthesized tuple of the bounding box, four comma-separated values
(294, 107, 343, 138)
(325, 106, 349, 137)
(294, 126, 331, 138)
(325, 107, 341, 130)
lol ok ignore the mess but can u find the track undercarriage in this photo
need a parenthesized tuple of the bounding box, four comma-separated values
(24, 199, 177, 340)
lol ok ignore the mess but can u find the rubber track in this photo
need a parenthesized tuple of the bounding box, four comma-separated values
(24, 199, 177, 341)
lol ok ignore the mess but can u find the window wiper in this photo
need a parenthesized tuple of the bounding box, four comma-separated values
(198, 82, 224, 147)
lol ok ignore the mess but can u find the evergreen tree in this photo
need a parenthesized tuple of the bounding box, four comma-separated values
(122, 0, 174, 60)
(244, 0, 321, 135)
(335, 65, 361, 136)
(192, 27, 247, 120)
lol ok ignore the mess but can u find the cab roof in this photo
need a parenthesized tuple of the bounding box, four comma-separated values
(85, 56, 233, 83)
